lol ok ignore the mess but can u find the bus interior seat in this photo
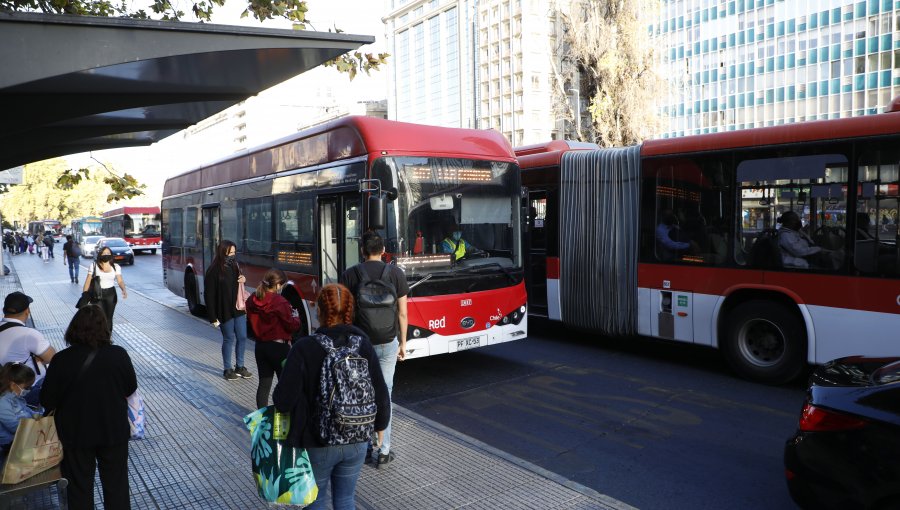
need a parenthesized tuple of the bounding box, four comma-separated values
(748, 230, 784, 270)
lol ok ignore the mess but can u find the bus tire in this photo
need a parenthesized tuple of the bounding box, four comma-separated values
(184, 271, 205, 317)
(722, 299, 806, 385)
(151, 249, 157, 255)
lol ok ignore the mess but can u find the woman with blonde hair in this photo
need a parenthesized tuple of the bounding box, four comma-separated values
(273, 284, 390, 510)
(245, 268, 300, 409)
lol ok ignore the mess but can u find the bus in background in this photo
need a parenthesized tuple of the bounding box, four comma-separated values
(161, 116, 527, 359)
(71, 216, 103, 243)
(518, 101, 900, 384)
(101, 207, 161, 254)
(28, 219, 63, 242)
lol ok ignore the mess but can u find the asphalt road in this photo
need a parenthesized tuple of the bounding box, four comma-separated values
(122, 256, 806, 509)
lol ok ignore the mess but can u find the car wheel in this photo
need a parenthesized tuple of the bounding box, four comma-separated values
(184, 271, 206, 317)
(722, 299, 806, 384)
(129, 257, 134, 266)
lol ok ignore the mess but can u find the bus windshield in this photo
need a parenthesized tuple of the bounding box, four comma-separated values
(79, 220, 102, 236)
(126, 214, 160, 238)
(374, 156, 523, 277)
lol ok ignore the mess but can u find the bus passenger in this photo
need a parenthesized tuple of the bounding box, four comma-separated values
(777, 211, 837, 269)
(655, 210, 693, 261)
(204, 240, 251, 381)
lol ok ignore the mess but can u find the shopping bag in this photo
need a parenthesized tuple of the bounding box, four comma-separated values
(0, 413, 63, 484)
(127, 390, 145, 440)
(243, 406, 317, 506)
(236, 284, 251, 311)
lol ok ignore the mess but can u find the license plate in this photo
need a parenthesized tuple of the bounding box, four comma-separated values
(114, 255, 125, 260)
(449, 335, 483, 352)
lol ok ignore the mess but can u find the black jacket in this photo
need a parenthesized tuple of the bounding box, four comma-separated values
(204, 262, 244, 324)
(273, 324, 390, 449)
(40, 344, 137, 448)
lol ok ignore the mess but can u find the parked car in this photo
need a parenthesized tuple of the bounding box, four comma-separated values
(81, 235, 103, 258)
(94, 237, 135, 266)
(784, 356, 900, 509)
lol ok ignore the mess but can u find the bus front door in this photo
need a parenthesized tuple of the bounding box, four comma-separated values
(317, 194, 362, 288)
(201, 206, 219, 274)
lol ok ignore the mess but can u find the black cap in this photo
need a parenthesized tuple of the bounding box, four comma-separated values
(3, 291, 33, 315)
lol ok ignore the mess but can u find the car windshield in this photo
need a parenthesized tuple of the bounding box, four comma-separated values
(103, 239, 128, 248)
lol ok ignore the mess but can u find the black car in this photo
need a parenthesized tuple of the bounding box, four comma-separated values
(785, 356, 900, 509)
(94, 237, 135, 266)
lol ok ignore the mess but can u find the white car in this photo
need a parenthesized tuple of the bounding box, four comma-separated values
(81, 235, 103, 258)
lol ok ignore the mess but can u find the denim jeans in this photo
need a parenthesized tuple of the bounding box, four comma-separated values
(306, 442, 367, 510)
(372, 338, 398, 455)
(67, 256, 79, 281)
(219, 314, 247, 370)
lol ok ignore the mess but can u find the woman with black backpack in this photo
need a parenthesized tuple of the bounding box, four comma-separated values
(273, 283, 390, 510)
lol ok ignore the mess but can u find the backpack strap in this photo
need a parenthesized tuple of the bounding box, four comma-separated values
(0, 321, 23, 334)
(315, 333, 335, 352)
(379, 263, 392, 284)
(355, 264, 371, 284)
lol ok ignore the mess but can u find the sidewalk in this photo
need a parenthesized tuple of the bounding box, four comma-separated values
(1, 252, 633, 510)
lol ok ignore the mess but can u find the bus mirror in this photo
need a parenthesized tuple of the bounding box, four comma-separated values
(368, 195, 386, 230)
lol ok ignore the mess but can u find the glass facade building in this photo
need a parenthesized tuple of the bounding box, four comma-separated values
(655, 0, 900, 138)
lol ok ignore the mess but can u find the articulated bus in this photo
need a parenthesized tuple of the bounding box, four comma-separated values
(161, 116, 527, 358)
(102, 207, 161, 254)
(517, 101, 900, 384)
(71, 216, 103, 244)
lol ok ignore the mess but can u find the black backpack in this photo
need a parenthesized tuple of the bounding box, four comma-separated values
(353, 264, 398, 344)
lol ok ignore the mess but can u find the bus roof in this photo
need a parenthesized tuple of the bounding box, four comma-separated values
(516, 105, 900, 167)
(163, 116, 516, 198)
(103, 207, 160, 218)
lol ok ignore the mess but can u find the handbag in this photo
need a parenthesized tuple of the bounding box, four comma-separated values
(75, 267, 102, 309)
(235, 263, 251, 311)
(0, 412, 62, 484)
(127, 390, 145, 440)
(243, 406, 318, 506)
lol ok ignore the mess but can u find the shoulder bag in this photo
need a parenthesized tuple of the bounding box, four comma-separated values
(75, 264, 102, 309)
(235, 262, 251, 312)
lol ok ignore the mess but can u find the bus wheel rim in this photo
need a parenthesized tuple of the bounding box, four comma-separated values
(737, 318, 786, 368)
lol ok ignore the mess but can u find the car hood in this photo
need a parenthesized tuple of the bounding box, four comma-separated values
(809, 356, 900, 426)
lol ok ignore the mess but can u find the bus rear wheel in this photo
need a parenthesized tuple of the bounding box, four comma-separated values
(184, 271, 205, 318)
(723, 300, 806, 385)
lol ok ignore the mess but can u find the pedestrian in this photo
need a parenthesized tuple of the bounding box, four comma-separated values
(37, 234, 49, 262)
(339, 230, 408, 467)
(17, 234, 25, 255)
(273, 284, 390, 510)
(0, 362, 39, 454)
(84, 246, 127, 333)
(204, 240, 251, 381)
(26, 235, 34, 255)
(245, 268, 300, 409)
(62, 235, 82, 284)
(44, 232, 55, 259)
(40, 304, 137, 510)
(0, 291, 56, 407)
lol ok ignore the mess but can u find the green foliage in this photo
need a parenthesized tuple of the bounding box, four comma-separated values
(0, 159, 133, 227)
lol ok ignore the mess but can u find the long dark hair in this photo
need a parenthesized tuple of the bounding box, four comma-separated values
(0, 362, 35, 395)
(211, 239, 238, 274)
(65, 304, 111, 348)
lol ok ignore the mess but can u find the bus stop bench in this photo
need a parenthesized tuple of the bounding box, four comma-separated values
(0, 466, 68, 510)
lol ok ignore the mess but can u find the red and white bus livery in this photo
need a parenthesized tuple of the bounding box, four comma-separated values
(518, 102, 900, 384)
(102, 207, 161, 254)
(161, 116, 527, 359)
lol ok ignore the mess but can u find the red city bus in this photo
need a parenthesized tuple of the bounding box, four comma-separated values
(518, 102, 900, 384)
(161, 116, 527, 358)
(102, 207, 162, 254)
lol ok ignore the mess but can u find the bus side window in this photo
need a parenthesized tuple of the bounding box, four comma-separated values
(856, 147, 899, 277)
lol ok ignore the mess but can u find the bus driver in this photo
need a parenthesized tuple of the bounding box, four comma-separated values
(441, 221, 480, 262)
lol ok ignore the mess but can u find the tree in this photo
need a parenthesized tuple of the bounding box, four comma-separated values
(552, 0, 664, 146)
(0, 159, 118, 227)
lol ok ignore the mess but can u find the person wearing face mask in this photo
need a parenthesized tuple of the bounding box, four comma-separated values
(0, 291, 55, 408)
(0, 362, 39, 454)
(204, 240, 251, 381)
(440, 220, 479, 262)
(85, 246, 128, 333)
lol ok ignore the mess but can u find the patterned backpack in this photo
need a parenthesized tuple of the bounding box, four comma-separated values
(315, 333, 377, 445)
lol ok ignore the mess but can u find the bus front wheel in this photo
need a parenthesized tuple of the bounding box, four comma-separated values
(722, 300, 806, 385)
(184, 271, 206, 318)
